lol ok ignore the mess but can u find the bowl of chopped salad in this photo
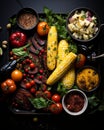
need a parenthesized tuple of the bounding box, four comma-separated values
(66, 7, 100, 44)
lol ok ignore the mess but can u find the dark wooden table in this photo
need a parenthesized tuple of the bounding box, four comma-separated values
(0, 0, 104, 129)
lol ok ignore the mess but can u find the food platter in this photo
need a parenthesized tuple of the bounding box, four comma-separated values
(0, 7, 104, 115)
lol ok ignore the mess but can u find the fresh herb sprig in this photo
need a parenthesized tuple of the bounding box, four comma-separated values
(40, 6, 77, 54)
(41, 7, 68, 41)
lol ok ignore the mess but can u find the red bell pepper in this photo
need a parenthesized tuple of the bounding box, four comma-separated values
(9, 31, 27, 47)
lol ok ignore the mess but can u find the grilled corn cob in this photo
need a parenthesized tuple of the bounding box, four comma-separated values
(57, 40, 76, 89)
(57, 40, 69, 66)
(61, 66, 75, 89)
(46, 52, 77, 85)
(47, 26, 58, 71)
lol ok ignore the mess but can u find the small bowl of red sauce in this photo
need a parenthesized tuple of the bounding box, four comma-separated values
(17, 7, 39, 31)
(62, 89, 88, 116)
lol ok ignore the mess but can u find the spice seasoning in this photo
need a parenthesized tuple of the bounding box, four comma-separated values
(76, 67, 100, 91)
(18, 12, 37, 29)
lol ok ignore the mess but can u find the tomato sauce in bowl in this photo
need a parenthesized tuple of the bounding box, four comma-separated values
(62, 89, 88, 116)
(65, 91, 85, 112)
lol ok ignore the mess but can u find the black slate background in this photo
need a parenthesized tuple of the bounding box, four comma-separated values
(0, 0, 104, 129)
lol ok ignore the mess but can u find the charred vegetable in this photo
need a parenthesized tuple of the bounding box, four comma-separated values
(0, 60, 17, 77)
(0, 57, 25, 80)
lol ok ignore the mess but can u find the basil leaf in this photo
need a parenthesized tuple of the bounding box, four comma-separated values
(29, 97, 49, 109)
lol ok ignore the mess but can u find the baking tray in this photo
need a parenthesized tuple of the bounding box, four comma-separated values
(0, 12, 104, 115)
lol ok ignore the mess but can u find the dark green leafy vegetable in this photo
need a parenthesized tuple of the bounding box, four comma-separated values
(29, 97, 51, 109)
(57, 82, 68, 96)
(12, 43, 30, 57)
(88, 95, 100, 109)
(41, 7, 72, 43)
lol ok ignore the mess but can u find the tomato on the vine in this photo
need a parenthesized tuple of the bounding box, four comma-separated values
(43, 90, 52, 99)
(49, 103, 63, 114)
(51, 94, 61, 103)
(37, 21, 50, 36)
(35, 90, 43, 97)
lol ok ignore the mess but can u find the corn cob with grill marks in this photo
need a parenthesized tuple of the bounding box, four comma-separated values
(46, 52, 77, 85)
(47, 26, 58, 71)
(57, 40, 76, 89)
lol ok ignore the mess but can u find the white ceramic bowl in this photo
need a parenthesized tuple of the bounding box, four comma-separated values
(62, 89, 88, 116)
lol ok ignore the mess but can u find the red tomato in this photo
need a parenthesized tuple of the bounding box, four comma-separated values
(29, 63, 35, 69)
(30, 80, 35, 86)
(9, 31, 27, 47)
(49, 103, 63, 114)
(37, 21, 50, 36)
(43, 90, 52, 99)
(35, 90, 43, 97)
(25, 82, 31, 89)
(51, 94, 61, 103)
(1, 79, 17, 94)
(75, 53, 86, 68)
(30, 87, 36, 94)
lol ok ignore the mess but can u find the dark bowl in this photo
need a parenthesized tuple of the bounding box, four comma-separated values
(75, 65, 101, 92)
(16, 7, 39, 31)
(66, 7, 100, 44)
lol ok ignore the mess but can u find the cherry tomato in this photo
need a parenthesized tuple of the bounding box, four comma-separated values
(75, 53, 86, 68)
(30, 87, 36, 94)
(30, 63, 35, 69)
(37, 21, 50, 36)
(43, 90, 52, 99)
(1, 79, 17, 94)
(11, 69, 23, 82)
(51, 94, 61, 103)
(9, 31, 27, 47)
(49, 103, 63, 114)
(35, 90, 43, 97)
(41, 84, 47, 91)
(25, 82, 31, 89)
(30, 80, 35, 86)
